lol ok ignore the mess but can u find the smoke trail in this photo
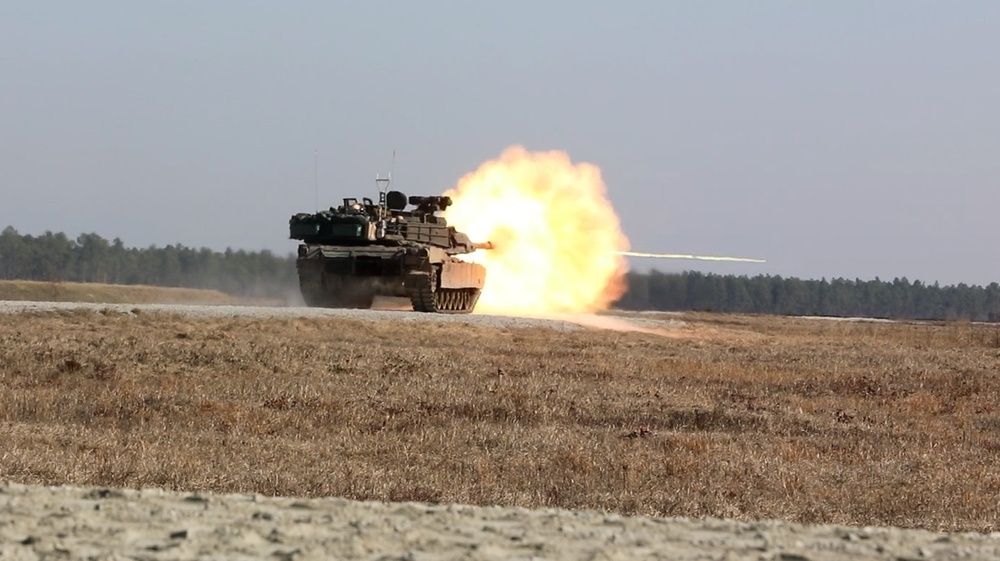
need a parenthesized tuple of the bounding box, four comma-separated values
(616, 251, 766, 263)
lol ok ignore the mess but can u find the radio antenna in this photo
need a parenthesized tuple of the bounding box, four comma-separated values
(374, 172, 391, 191)
(375, 171, 391, 219)
(313, 149, 319, 212)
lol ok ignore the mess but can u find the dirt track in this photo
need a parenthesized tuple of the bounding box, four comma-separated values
(3, 482, 1000, 561)
(0, 299, 587, 328)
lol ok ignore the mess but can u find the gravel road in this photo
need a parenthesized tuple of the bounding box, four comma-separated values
(3, 300, 998, 560)
(0, 299, 686, 333)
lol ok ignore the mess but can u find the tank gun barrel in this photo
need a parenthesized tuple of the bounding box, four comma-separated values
(472, 241, 494, 250)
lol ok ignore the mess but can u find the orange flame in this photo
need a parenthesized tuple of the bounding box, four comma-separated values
(444, 146, 630, 314)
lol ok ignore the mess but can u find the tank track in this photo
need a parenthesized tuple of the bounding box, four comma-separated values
(297, 267, 375, 309)
(298, 272, 328, 307)
(407, 267, 481, 314)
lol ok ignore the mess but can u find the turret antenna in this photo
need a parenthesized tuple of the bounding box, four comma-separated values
(313, 149, 319, 212)
(375, 150, 396, 218)
(375, 172, 391, 219)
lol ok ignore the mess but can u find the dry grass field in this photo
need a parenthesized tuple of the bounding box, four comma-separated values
(0, 280, 240, 305)
(1, 308, 999, 533)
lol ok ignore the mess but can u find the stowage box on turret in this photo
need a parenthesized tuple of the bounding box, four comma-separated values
(289, 183, 491, 313)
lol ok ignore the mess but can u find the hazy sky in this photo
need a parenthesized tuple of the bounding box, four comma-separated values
(2, 2, 998, 286)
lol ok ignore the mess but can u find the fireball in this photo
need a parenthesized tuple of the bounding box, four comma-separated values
(444, 146, 630, 314)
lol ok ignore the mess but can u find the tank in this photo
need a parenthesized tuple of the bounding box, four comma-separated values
(289, 181, 492, 313)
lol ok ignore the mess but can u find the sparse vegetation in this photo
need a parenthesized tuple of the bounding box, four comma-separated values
(1, 310, 998, 532)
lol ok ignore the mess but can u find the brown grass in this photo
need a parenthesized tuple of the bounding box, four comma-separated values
(1, 309, 999, 532)
(0, 280, 240, 305)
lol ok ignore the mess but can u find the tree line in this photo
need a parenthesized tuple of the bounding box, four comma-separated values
(0, 227, 297, 298)
(616, 270, 1000, 321)
(2, 226, 998, 320)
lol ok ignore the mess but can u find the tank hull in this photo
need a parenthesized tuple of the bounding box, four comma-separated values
(296, 244, 485, 313)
